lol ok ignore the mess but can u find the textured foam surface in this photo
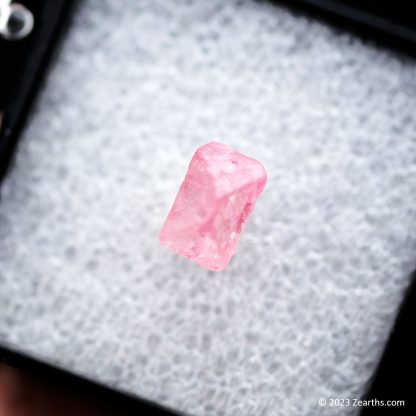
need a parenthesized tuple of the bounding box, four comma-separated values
(1, 1, 416, 415)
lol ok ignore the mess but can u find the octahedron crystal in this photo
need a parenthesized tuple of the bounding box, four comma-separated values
(159, 142, 267, 271)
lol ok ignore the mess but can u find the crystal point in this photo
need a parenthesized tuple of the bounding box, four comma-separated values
(160, 142, 267, 271)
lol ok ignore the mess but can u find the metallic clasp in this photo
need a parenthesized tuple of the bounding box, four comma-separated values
(0, 0, 33, 40)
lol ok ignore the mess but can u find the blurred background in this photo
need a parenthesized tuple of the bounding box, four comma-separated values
(0, 362, 112, 416)
(0, 1, 415, 415)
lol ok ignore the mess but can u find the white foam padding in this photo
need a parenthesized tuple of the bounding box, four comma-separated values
(1, 0, 416, 414)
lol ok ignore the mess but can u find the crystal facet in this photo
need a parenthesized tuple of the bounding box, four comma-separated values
(159, 142, 267, 271)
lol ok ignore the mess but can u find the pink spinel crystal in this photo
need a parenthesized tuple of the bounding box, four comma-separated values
(159, 142, 267, 271)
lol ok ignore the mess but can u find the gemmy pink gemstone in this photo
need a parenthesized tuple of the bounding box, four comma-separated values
(159, 142, 267, 271)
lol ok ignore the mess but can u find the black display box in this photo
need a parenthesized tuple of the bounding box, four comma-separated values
(0, 1, 415, 414)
